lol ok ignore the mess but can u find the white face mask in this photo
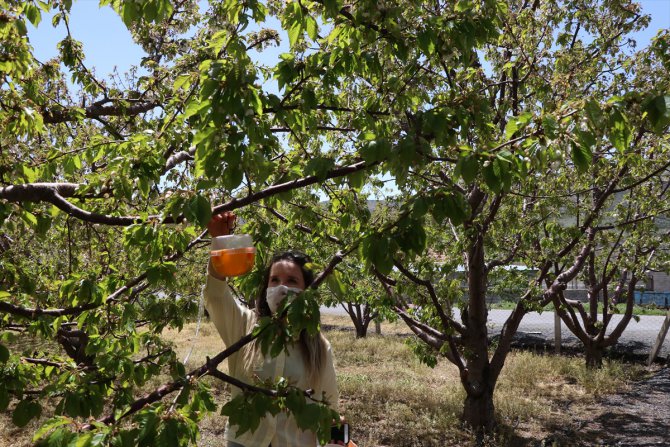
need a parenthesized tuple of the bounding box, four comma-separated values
(266, 285, 302, 314)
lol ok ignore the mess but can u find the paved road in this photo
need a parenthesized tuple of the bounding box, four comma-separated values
(322, 306, 670, 359)
(489, 309, 670, 358)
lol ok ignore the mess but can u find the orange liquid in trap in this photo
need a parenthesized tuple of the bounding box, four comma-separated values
(210, 248, 256, 277)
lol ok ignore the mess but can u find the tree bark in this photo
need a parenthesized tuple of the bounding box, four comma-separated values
(347, 302, 372, 338)
(462, 217, 495, 432)
(462, 382, 496, 433)
(585, 341, 604, 369)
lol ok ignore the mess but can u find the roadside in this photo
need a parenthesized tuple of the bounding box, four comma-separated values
(542, 366, 670, 446)
(322, 306, 670, 361)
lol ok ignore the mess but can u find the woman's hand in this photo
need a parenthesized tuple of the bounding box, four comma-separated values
(207, 212, 236, 237)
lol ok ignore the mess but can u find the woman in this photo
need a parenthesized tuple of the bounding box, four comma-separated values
(204, 212, 340, 447)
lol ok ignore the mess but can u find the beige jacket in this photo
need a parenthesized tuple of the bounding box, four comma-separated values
(204, 274, 339, 447)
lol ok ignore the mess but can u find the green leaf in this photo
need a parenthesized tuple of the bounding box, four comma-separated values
(33, 417, 72, 442)
(25, 3, 42, 26)
(294, 402, 322, 431)
(173, 74, 192, 92)
(417, 30, 436, 55)
(305, 16, 318, 40)
(170, 361, 186, 380)
(322, 0, 343, 17)
(576, 129, 596, 150)
(0, 387, 9, 412)
(304, 157, 335, 181)
(222, 166, 244, 191)
(394, 220, 427, 255)
(143, 1, 158, 22)
(584, 99, 603, 129)
(184, 98, 211, 119)
(270, 333, 285, 358)
(146, 263, 177, 286)
(77, 278, 100, 304)
(571, 141, 591, 173)
(192, 126, 216, 147)
(542, 115, 559, 139)
(432, 192, 469, 226)
(21, 164, 38, 182)
(412, 196, 430, 218)
(197, 386, 217, 412)
(482, 162, 502, 193)
(63, 393, 81, 417)
(189, 195, 212, 228)
(36, 214, 52, 236)
(301, 88, 317, 109)
(89, 432, 108, 447)
(73, 432, 94, 447)
(138, 176, 151, 198)
(14, 18, 28, 36)
(249, 89, 263, 116)
(221, 396, 255, 436)
(607, 110, 631, 152)
(288, 22, 302, 48)
(12, 399, 42, 428)
(20, 209, 38, 227)
(455, 155, 478, 183)
(137, 411, 159, 446)
(504, 119, 519, 140)
(157, 418, 179, 446)
(326, 270, 347, 299)
(121, 2, 140, 27)
(643, 94, 670, 135)
(0, 343, 8, 363)
(285, 388, 306, 413)
(360, 139, 390, 163)
(362, 236, 394, 275)
(455, 0, 475, 12)
(395, 136, 416, 165)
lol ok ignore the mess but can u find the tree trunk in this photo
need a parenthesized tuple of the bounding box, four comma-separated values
(347, 303, 371, 338)
(462, 384, 496, 433)
(348, 304, 370, 338)
(354, 321, 367, 338)
(462, 221, 496, 432)
(585, 342, 604, 369)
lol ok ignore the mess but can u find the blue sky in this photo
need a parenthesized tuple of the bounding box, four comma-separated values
(27, 0, 670, 83)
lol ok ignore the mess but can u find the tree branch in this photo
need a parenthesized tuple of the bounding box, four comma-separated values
(1, 160, 374, 226)
(264, 206, 343, 245)
(392, 259, 465, 335)
(41, 101, 161, 124)
(270, 126, 357, 133)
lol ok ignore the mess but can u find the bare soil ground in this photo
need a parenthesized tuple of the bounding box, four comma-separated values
(503, 331, 670, 447)
(532, 366, 670, 447)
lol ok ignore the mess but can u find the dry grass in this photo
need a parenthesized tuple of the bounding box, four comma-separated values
(0, 315, 650, 447)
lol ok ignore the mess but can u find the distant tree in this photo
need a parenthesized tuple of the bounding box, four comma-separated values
(552, 162, 670, 368)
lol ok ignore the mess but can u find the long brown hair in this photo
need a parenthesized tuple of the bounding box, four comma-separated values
(249, 251, 327, 387)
